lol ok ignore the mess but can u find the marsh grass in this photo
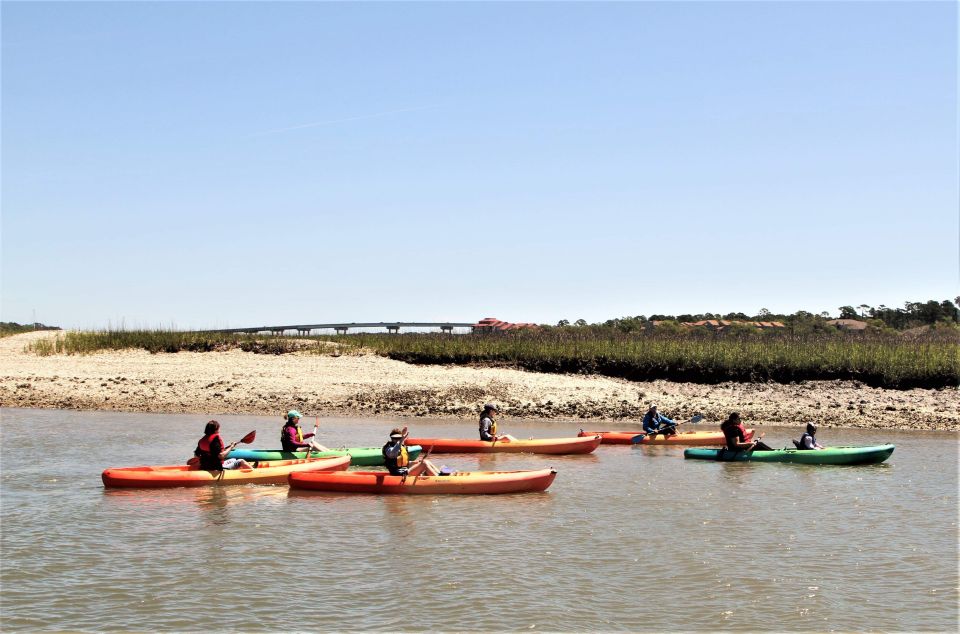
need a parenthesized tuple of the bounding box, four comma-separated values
(27, 330, 319, 356)
(322, 331, 959, 389)
(26, 328, 958, 389)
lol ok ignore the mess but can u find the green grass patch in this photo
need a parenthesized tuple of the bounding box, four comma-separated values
(25, 328, 959, 389)
(323, 331, 959, 390)
(27, 329, 320, 355)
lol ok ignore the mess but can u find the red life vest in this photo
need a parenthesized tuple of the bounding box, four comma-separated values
(195, 433, 224, 469)
(721, 422, 746, 450)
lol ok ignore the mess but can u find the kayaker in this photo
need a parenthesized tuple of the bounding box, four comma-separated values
(382, 428, 440, 476)
(795, 423, 825, 450)
(383, 427, 413, 476)
(479, 403, 516, 442)
(281, 410, 328, 453)
(720, 412, 771, 451)
(194, 420, 255, 470)
(642, 404, 678, 436)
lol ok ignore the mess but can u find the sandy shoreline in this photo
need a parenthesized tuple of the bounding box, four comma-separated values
(1, 331, 957, 431)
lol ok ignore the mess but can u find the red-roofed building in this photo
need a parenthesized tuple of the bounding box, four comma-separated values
(472, 317, 539, 333)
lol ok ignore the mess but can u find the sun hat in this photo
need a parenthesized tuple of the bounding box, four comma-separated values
(483, 403, 499, 412)
(389, 427, 404, 439)
(287, 410, 303, 419)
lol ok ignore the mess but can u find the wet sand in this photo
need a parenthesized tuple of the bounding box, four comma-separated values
(1, 331, 957, 430)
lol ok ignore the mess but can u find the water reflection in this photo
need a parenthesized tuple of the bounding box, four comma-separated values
(198, 486, 230, 525)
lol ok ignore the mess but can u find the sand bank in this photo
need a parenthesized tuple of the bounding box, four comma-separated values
(1, 331, 957, 430)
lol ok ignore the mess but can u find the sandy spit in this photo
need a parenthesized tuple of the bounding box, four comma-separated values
(0, 331, 957, 431)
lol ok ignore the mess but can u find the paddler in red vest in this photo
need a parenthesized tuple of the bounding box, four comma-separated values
(720, 412, 771, 451)
(280, 410, 328, 454)
(194, 420, 255, 470)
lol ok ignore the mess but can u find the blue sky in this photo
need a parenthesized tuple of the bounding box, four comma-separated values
(2, 1, 957, 329)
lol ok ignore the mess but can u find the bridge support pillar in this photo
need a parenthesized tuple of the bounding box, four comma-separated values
(335, 327, 349, 335)
(440, 325, 454, 334)
(386, 325, 400, 334)
(297, 329, 310, 336)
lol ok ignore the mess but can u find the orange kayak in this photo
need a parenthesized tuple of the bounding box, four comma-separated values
(579, 429, 755, 446)
(404, 435, 601, 454)
(289, 468, 558, 494)
(101, 455, 351, 488)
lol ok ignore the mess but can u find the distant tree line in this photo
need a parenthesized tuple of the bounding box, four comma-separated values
(0, 321, 60, 337)
(837, 300, 960, 330)
(554, 298, 960, 334)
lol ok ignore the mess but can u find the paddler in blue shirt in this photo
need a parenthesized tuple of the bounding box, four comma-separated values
(642, 404, 678, 436)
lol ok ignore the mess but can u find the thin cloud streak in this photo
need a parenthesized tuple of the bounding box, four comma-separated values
(250, 104, 444, 136)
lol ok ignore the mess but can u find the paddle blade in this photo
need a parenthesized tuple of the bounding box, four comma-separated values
(239, 430, 257, 444)
(690, 415, 704, 424)
(631, 434, 647, 444)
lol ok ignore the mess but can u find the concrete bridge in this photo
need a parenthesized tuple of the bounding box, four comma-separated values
(209, 322, 475, 336)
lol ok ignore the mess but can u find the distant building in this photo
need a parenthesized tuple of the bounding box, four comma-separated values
(826, 319, 868, 331)
(471, 317, 539, 333)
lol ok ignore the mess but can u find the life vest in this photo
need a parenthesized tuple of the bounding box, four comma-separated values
(797, 432, 816, 450)
(195, 433, 224, 469)
(720, 422, 745, 450)
(280, 423, 304, 451)
(382, 441, 409, 473)
(281, 423, 303, 443)
(479, 416, 497, 439)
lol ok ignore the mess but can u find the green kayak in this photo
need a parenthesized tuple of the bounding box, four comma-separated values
(683, 444, 895, 465)
(227, 445, 422, 466)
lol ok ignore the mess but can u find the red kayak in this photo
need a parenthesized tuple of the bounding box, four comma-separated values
(579, 429, 755, 446)
(404, 435, 601, 454)
(289, 468, 558, 495)
(102, 455, 351, 488)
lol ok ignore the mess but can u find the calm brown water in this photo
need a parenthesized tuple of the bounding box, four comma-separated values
(1, 408, 957, 632)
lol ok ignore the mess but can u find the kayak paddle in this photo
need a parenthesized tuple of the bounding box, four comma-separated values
(411, 445, 435, 484)
(303, 416, 320, 459)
